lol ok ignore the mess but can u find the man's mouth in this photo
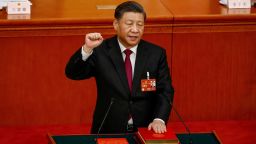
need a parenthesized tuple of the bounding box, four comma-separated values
(128, 36, 138, 41)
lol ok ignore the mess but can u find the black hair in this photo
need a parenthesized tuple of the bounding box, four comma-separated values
(114, 1, 146, 20)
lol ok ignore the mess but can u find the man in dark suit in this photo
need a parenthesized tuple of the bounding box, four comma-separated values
(65, 1, 174, 134)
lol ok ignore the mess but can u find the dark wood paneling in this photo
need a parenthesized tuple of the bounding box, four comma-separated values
(171, 31, 256, 121)
(162, 0, 256, 121)
(0, 36, 94, 125)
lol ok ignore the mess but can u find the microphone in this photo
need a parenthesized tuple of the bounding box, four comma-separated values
(170, 102, 193, 144)
(97, 97, 115, 134)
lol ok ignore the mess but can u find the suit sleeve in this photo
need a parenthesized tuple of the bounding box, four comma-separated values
(154, 49, 174, 123)
(65, 47, 96, 80)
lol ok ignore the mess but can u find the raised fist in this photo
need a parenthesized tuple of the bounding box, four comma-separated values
(83, 33, 103, 53)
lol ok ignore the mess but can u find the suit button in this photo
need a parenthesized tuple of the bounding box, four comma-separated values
(129, 101, 133, 104)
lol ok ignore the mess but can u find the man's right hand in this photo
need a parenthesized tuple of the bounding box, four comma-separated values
(83, 33, 103, 53)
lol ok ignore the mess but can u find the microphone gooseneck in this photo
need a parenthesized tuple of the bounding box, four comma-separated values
(97, 98, 114, 134)
(170, 102, 193, 144)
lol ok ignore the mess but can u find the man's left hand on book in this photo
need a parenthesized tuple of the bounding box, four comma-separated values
(148, 119, 167, 134)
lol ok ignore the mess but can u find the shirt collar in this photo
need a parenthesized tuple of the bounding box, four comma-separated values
(118, 39, 138, 54)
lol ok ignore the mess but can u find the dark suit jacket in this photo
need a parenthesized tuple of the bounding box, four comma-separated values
(65, 36, 174, 134)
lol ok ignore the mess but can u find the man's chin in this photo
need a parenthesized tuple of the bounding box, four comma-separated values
(127, 40, 140, 47)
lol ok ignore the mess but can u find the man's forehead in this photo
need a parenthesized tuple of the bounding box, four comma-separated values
(120, 12, 145, 21)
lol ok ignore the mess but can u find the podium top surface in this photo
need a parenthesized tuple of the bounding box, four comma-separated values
(48, 133, 139, 144)
(177, 131, 222, 144)
(48, 131, 221, 144)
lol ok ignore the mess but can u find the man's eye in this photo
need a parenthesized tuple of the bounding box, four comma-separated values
(137, 23, 144, 26)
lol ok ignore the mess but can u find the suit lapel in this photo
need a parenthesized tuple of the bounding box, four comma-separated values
(106, 37, 149, 96)
(107, 37, 131, 96)
(132, 41, 148, 95)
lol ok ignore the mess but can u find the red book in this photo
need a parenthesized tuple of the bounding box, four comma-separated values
(137, 127, 179, 144)
(96, 138, 129, 144)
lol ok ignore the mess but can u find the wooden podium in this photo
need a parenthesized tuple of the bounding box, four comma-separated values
(48, 133, 140, 144)
(48, 131, 221, 144)
(177, 131, 222, 144)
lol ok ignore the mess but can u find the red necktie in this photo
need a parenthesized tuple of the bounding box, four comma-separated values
(124, 49, 134, 129)
(124, 49, 133, 92)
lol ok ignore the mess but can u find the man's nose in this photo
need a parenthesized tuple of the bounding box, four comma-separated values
(130, 24, 139, 33)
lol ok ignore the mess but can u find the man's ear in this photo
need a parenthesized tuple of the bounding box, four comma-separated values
(113, 19, 118, 31)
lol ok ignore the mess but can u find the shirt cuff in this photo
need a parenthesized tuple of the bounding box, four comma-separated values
(153, 118, 165, 124)
(81, 46, 93, 61)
